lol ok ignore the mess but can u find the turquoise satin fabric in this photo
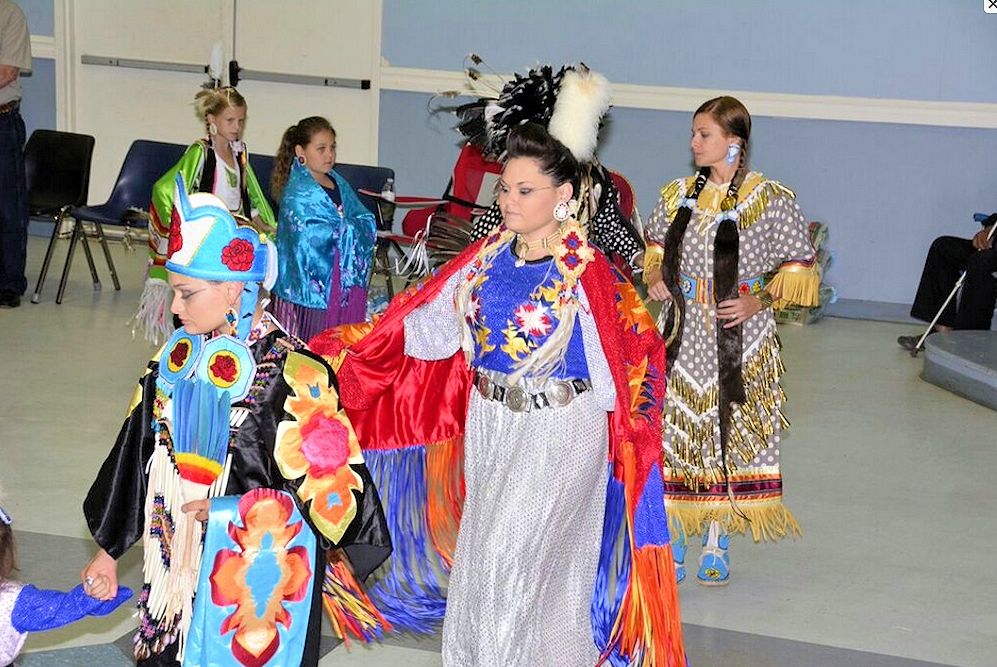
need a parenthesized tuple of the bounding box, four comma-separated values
(273, 161, 377, 309)
(184, 489, 316, 667)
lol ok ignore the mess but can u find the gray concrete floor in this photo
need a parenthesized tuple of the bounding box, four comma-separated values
(1, 236, 993, 666)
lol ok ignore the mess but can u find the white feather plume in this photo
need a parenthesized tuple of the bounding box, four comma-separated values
(547, 67, 611, 162)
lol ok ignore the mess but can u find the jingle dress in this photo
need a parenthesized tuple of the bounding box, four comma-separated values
(644, 172, 820, 540)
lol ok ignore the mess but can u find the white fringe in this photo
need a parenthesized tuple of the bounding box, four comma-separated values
(130, 278, 174, 346)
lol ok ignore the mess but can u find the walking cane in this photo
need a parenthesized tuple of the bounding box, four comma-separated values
(910, 218, 997, 357)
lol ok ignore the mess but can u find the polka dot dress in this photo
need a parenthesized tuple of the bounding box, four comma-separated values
(645, 173, 816, 536)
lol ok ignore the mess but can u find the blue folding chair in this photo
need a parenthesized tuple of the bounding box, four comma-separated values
(334, 163, 397, 295)
(36, 140, 186, 304)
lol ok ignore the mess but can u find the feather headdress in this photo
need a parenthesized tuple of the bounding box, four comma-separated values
(454, 61, 611, 163)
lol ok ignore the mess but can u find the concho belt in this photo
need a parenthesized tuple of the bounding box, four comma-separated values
(473, 370, 592, 413)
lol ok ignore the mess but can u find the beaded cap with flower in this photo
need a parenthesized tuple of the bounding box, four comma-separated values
(165, 174, 277, 341)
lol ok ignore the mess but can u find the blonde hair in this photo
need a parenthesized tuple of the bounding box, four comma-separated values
(193, 87, 247, 124)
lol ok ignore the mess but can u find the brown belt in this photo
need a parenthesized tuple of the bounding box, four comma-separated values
(0, 100, 20, 114)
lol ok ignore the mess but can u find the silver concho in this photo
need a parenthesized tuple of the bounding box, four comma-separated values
(547, 381, 573, 407)
(505, 386, 529, 412)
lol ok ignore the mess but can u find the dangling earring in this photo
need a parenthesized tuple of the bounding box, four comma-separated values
(296, 155, 306, 166)
(209, 122, 218, 137)
(725, 143, 741, 165)
(553, 201, 570, 223)
(224, 307, 238, 337)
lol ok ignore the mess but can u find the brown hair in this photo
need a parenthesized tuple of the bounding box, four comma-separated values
(271, 116, 336, 201)
(0, 521, 16, 580)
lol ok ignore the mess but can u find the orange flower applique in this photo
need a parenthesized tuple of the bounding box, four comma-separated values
(209, 489, 313, 667)
(275, 351, 365, 544)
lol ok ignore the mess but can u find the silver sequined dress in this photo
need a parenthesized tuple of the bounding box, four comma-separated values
(403, 257, 617, 666)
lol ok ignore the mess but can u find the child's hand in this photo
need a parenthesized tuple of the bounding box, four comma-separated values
(181, 499, 210, 523)
(81, 548, 118, 601)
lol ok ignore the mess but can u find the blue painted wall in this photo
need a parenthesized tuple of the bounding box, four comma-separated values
(378, 0, 997, 306)
(16, 0, 53, 36)
(20, 57, 55, 136)
(14, 1, 56, 135)
(383, 0, 997, 103)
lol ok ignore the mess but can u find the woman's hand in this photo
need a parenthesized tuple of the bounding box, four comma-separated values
(181, 499, 210, 523)
(716, 295, 764, 329)
(973, 224, 995, 251)
(644, 267, 672, 302)
(81, 548, 118, 601)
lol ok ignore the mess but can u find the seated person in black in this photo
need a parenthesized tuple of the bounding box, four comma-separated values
(898, 214, 997, 351)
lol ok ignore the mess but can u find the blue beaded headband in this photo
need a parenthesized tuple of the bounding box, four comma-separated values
(0, 505, 10, 525)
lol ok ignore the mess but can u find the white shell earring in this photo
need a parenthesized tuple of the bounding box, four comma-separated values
(553, 201, 570, 222)
(725, 142, 741, 165)
(209, 122, 218, 136)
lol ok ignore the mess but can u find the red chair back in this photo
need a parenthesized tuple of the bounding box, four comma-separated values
(402, 144, 502, 238)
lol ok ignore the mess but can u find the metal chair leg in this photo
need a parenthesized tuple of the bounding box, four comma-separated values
(31, 206, 69, 304)
(374, 240, 394, 298)
(78, 222, 101, 291)
(56, 219, 82, 304)
(93, 221, 120, 290)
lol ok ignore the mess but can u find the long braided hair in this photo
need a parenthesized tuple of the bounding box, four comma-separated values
(271, 116, 336, 201)
(665, 96, 752, 485)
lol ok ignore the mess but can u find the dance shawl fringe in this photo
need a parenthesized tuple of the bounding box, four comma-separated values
(322, 550, 392, 644)
(131, 277, 173, 345)
(310, 239, 686, 664)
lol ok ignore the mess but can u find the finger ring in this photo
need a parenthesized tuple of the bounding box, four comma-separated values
(85, 576, 95, 586)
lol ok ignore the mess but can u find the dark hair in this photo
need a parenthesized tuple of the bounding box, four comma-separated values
(504, 123, 580, 195)
(271, 116, 336, 201)
(0, 522, 16, 580)
(661, 96, 754, 375)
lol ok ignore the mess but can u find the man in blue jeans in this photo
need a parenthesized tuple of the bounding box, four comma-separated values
(0, 0, 32, 308)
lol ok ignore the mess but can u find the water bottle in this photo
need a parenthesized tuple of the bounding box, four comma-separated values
(379, 177, 396, 229)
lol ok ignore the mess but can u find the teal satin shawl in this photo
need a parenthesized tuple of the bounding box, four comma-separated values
(273, 161, 377, 309)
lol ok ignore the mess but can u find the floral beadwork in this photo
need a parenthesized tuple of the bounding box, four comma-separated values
(168, 207, 183, 257)
(148, 494, 174, 568)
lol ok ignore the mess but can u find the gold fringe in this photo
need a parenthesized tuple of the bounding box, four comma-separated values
(767, 263, 823, 309)
(659, 179, 685, 223)
(667, 498, 801, 543)
(664, 333, 786, 489)
(662, 173, 794, 235)
(643, 242, 664, 277)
